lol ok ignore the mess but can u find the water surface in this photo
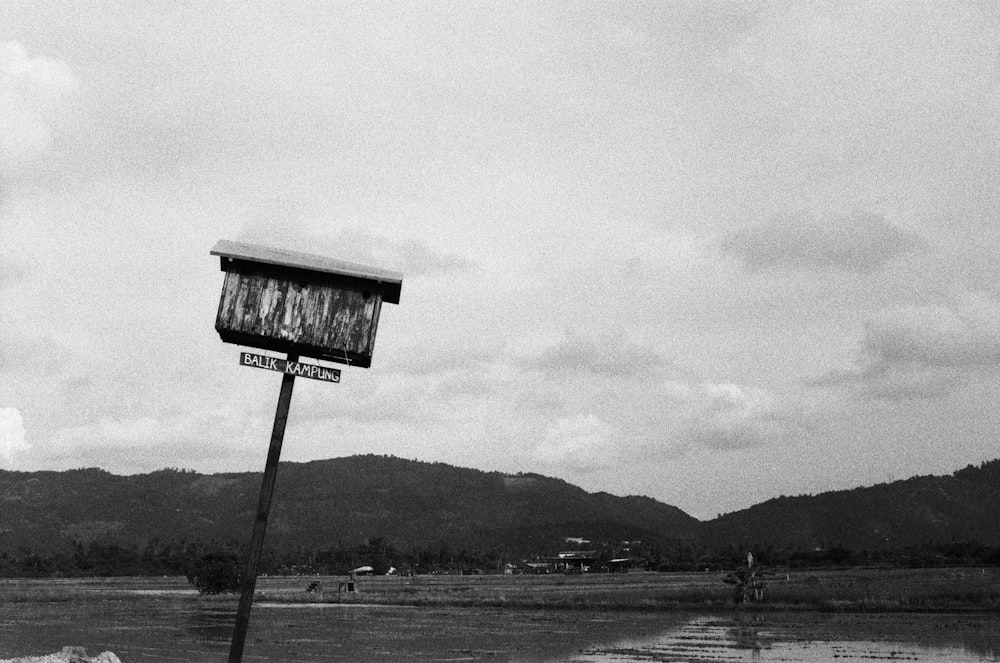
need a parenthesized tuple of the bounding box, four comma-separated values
(2, 579, 998, 662)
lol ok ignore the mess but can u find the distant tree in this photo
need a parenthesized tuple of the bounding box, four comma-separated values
(186, 552, 241, 594)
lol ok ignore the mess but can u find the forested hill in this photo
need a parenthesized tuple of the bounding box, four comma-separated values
(703, 459, 1000, 550)
(0, 455, 700, 557)
(2, 456, 999, 560)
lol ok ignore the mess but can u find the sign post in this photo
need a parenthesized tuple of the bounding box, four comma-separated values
(210, 240, 402, 663)
(228, 354, 297, 663)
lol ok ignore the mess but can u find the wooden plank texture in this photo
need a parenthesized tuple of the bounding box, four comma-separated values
(215, 271, 381, 361)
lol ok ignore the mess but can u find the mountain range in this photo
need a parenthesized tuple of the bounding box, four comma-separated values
(2, 455, 998, 558)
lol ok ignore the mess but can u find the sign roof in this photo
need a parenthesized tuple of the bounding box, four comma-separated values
(211, 239, 403, 304)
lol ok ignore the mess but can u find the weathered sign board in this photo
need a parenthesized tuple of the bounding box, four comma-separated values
(211, 239, 402, 368)
(240, 351, 341, 383)
(211, 239, 401, 663)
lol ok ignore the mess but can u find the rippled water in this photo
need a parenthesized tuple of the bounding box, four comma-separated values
(2, 580, 998, 662)
(573, 614, 1000, 662)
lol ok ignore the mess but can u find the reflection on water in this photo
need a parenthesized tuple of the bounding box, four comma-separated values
(1, 579, 999, 663)
(4, 603, 999, 663)
(730, 614, 772, 661)
(574, 613, 1000, 663)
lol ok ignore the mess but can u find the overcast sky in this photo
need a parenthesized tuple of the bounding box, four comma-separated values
(2, 2, 999, 520)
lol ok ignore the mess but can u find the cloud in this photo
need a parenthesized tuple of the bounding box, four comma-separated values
(527, 332, 672, 378)
(717, 3, 999, 184)
(0, 333, 75, 376)
(722, 212, 921, 273)
(515, 334, 792, 458)
(533, 414, 614, 471)
(392, 237, 476, 277)
(865, 294, 1000, 368)
(811, 292, 1000, 399)
(669, 381, 788, 450)
(66, 416, 165, 444)
(0, 260, 29, 288)
(42, 409, 268, 472)
(525, 377, 794, 484)
(810, 362, 963, 401)
(294, 330, 791, 477)
(384, 347, 496, 377)
(236, 216, 474, 278)
(0, 42, 78, 175)
(0, 407, 29, 460)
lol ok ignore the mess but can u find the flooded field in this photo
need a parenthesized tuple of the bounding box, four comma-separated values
(1, 576, 998, 662)
(574, 613, 1000, 662)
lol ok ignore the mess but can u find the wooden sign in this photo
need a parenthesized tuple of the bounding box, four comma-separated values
(239, 352, 340, 383)
(212, 239, 402, 663)
(211, 240, 402, 368)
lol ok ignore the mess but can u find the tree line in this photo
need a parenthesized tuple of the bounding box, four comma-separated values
(2, 537, 999, 579)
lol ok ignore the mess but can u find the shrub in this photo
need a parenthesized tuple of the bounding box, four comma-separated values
(186, 552, 242, 594)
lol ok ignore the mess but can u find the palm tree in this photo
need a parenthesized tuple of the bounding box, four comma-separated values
(722, 552, 765, 603)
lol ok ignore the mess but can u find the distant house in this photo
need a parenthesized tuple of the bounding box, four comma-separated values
(607, 558, 631, 573)
(547, 551, 597, 573)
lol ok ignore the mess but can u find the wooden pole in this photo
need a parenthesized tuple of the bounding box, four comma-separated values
(228, 354, 297, 663)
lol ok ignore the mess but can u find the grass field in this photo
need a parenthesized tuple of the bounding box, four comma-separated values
(3, 567, 999, 612)
(251, 566, 1000, 612)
